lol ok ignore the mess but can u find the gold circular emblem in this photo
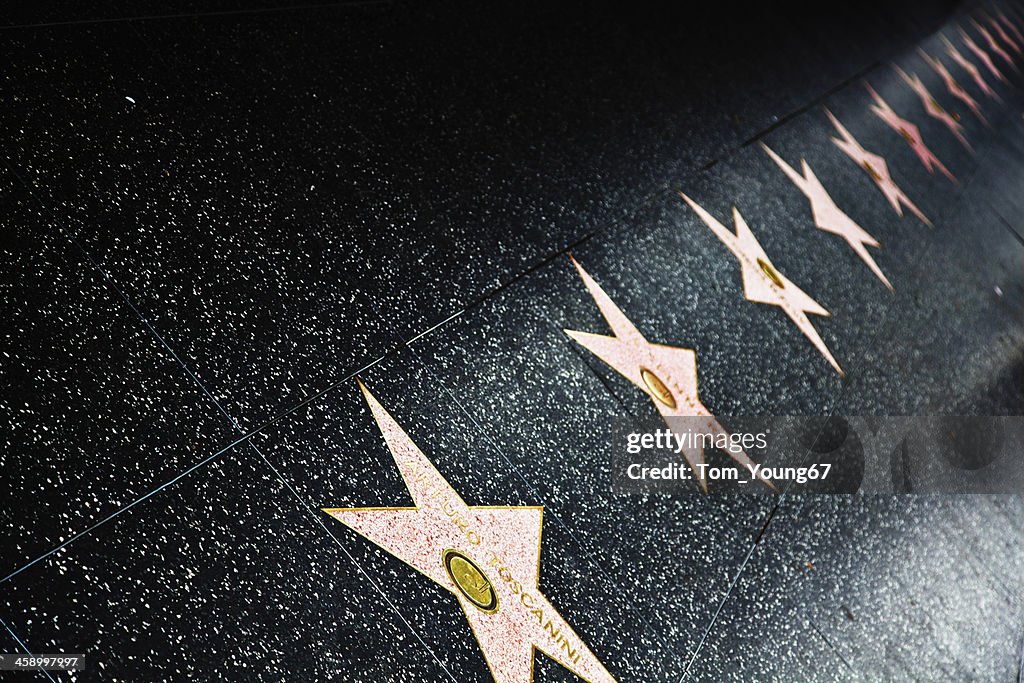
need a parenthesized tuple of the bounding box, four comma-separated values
(757, 258, 785, 289)
(861, 161, 882, 181)
(640, 367, 677, 410)
(442, 549, 499, 614)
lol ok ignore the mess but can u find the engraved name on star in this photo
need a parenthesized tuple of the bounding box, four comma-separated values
(760, 142, 893, 290)
(325, 381, 618, 683)
(918, 48, 987, 125)
(959, 26, 1009, 83)
(894, 66, 972, 152)
(943, 35, 1001, 101)
(825, 108, 931, 226)
(863, 82, 957, 182)
(678, 192, 844, 376)
(972, 19, 1018, 71)
(563, 256, 775, 492)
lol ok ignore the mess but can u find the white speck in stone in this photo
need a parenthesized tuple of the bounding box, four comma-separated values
(995, 286, 1003, 296)
(125, 96, 136, 104)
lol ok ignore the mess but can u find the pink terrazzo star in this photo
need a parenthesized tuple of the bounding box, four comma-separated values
(678, 192, 844, 376)
(761, 142, 893, 290)
(894, 66, 972, 152)
(825, 108, 931, 227)
(918, 48, 987, 125)
(988, 14, 1023, 55)
(959, 26, 1009, 83)
(997, 9, 1024, 51)
(564, 256, 776, 492)
(864, 82, 957, 182)
(972, 19, 1018, 71)
(325, 381, 618, 683)
(943, 35, 1001, 101)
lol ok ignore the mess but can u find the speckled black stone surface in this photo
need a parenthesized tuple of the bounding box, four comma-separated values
(0, 175, 236, 579)
(686, 496, 1024, 681)
(3, 0, 1024, 681)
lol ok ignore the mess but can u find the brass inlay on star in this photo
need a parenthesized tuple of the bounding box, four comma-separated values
(640, 367, 677, 410)
(862, 161, 882, 181)
(757, 258, 785, 289)
(442, 549, 499, 614)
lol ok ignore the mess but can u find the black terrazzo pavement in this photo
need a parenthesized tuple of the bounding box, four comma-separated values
(3, 1, 1024, 681)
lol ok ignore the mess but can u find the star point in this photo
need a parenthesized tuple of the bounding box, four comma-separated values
(327, 383, 618, 683)
(824, 108, 931, 227)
